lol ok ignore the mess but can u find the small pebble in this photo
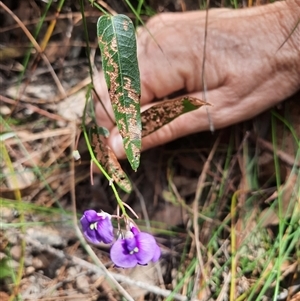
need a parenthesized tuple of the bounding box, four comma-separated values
(7, 230, 18, 245)
(32, 257, 44, 269)
(0, 207, 14, 221)
(28, 275, 36, 282)
(0, 252, 7, 260)
(76, 274, 90, 293)
(0, 291, 9, 301)
(24, 255, 33, 267)
(67, 266, 77, 277)
(0, 105, 11, 115)
(26, 266, 35, 275)
(10, 245, 22, 260)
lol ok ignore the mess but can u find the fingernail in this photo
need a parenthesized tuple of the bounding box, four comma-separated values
(110, 134, 125, 159)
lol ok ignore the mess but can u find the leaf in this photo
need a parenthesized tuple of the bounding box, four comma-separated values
(141, 96, 210, 137)
(97, 14, 141, 171)
(90, 126, 132, 193)
(0, 258, 13, 279)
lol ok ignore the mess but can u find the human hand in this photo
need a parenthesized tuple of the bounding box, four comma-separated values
(94, 0, 300, 159)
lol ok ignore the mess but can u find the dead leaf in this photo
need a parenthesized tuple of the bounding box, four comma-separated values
(91, 127, 132, 193)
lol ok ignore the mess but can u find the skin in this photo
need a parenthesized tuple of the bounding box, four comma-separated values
(94, 0, 300, 159)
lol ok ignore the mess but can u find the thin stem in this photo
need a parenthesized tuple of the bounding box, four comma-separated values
(122, 202, 139, 219)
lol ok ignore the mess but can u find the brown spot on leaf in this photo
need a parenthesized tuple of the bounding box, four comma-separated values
(111, 37, 117, 53)
(123, 20, 129, 31)
(124, 77, 140, 104)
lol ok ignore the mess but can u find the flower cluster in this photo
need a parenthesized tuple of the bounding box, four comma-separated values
(80, 210, 161, 268)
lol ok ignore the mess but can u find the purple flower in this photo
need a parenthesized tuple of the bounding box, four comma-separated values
(80, 210, 114, 244)
(110, 226, 161, 268)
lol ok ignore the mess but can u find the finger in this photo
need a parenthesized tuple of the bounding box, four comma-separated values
(93, 71, 116, 131)
(136, 12, 205, 104)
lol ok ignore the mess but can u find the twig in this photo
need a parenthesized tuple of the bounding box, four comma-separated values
(96, 0, 117, 16)
(216, 272, 231, 301)
(250, 133, 299, 167)
(3, 128, 73, 145)
(0, 95, 67, 122)
(53, 77, 91, 103)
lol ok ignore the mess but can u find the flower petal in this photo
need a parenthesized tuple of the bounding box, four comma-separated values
(96, 215, 114, 243)
(135, 232, 157, 265)
(80, 215, 99, 244)
(83, 210, 99, 223)
(80, 215, 89, 231)
(110, 239, 138, 268)
(151, 244, 161, 262)
(130, 226, 139, 236)
(124, 236, 137, 252)
(83, 227, 100, 244)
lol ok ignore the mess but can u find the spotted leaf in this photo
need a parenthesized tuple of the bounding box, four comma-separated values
(90, 125, 132, 193)
(97, 14, 141, 171)
(142, 96, 211, 137)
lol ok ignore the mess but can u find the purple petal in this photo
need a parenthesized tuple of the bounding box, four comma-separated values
(80, 215, 89, 232)
(130, 226, 139, 236)
(151, 244, 161, 262)
(134, 232, 157, 265)
(83, 227, 100, 244)
(80, 214, 98, 243)
(96, 216, 114, 244)
(110, 239, 138, 268)
(125, 236, 138, 252)
(80, 215, 99, 244)
(83, 210, 99, 223)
